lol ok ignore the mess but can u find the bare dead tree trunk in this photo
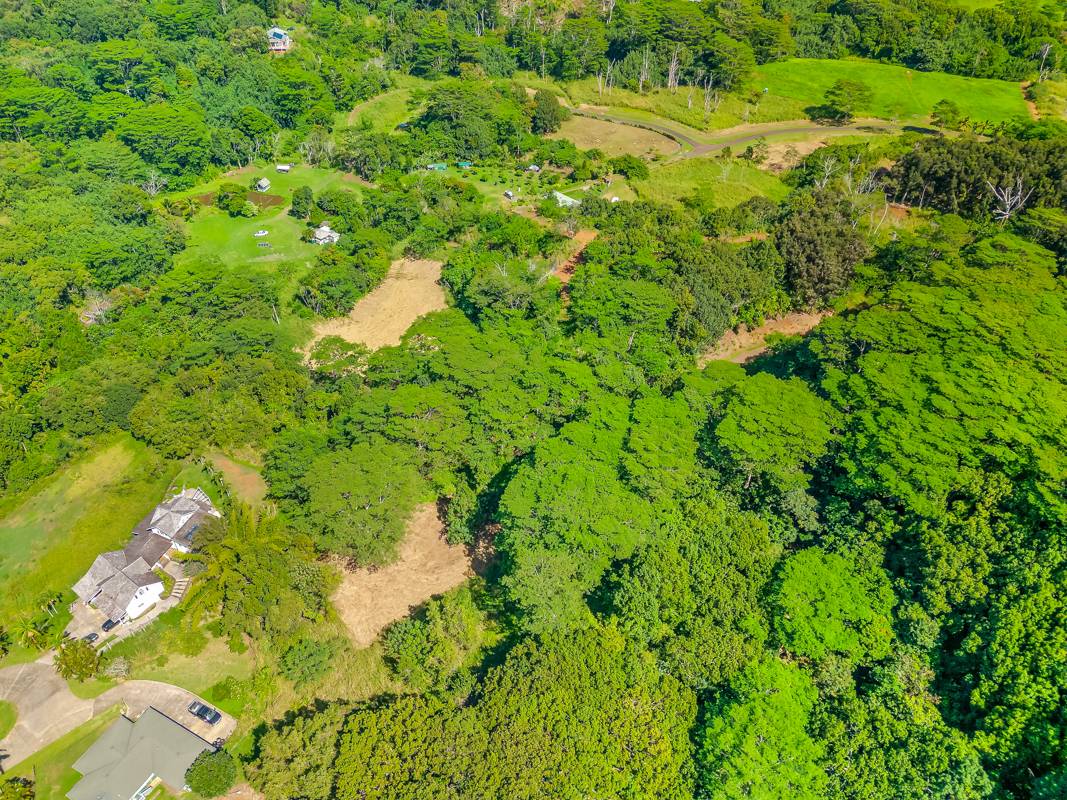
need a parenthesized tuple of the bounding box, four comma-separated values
(667, 45, 681, 94)
(638, 46, 651, 93)
(1037, 42, 1052, 82)
(986, 176, 1034, 221)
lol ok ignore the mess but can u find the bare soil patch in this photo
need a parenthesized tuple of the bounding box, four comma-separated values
(554, 228, 598, 283)
(305, 258, 447, 354)
(548, 116, 678, 157)
(331, 504, 474, 648)
(764, 138, 826, 172)
(699, 311, 830, 365)
(207, 451, 268, 507)
(248, 191, 284, 207)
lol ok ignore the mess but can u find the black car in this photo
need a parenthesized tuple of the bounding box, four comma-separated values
(82, 632, 99, 644)
(188, 701, 222, 725)
(101, 619, 118, 632)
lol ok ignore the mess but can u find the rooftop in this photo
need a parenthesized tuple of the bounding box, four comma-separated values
(68, 707, 214, 800)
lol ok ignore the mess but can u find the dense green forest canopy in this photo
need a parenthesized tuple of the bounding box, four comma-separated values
(1, 0, 1066, 798)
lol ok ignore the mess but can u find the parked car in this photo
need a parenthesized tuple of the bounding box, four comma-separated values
(101, 619, 118, 632)
(188, 701, 222, 725)
(82, 632, 99, 644)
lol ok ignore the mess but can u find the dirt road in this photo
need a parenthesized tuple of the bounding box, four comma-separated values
(571, 109, 896, 158)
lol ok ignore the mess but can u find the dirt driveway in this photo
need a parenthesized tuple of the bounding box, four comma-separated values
(0, 658, 235, 768)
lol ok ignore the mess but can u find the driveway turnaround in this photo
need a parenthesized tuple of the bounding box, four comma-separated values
(0, 657, 235, 769)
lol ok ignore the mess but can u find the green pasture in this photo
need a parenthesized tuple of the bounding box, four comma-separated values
(560, 59, 1029, 132)
(633, 158, 789, 207)
(755, 58, 1028, 123)
(0, 435, 177, 620)
(344, 74, 431, 131)
(7, 705, 122, 800)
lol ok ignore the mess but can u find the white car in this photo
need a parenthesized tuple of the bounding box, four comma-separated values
(253, 230, 269, 237)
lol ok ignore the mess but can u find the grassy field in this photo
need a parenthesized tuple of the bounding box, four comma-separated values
(7, 705, 122, 800)
(560, 59, 1028, 131)
(174, 165, 358, 274)
(0, 699, 16, 739)
(1030, 78, 1067, 120)
(345, 75, 431, 131)
(0, 435, 177, 621)
(632, 158, 790, 207)
(755, 58, 1028, 123)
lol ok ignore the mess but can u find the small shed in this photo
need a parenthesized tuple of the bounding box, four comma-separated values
(456, 161, 473, 168)
(276, 163, 292, 173)
(426, 163, 447, 171)
(255, 178, 271, 191)
(503, 190, 515, 200)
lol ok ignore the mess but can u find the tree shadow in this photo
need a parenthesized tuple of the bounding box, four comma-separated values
(804, 105, 851, 125)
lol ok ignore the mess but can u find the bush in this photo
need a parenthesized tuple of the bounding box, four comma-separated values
(53, 639, 99, 682)
(279, 638, 340, 686)
(185, 749, 237, 797)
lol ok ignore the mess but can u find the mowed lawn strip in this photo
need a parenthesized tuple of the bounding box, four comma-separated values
(0, 435, 177, 619)
(755, 58, 1029, 123)
(633, 158, 790, 207)
(7, 705, 122, 800)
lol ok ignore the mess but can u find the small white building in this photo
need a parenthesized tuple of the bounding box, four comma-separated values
(276, 163, 292, 173)
(527, 164, 541, 173)
(312, 223, 341, 245)
(267, 26, 291, 53)
(503, 190, 515, 200)
(255, 177, 271, 191)
(552, 190, 581, 209)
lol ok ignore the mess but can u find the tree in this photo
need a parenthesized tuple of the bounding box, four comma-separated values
(771, 547, 895, 662)
(823, 79, 873, 121)
(530, 89, 568, 134)
(279, 638, 341, 686)
(776, 192, 869, 306)
(290, 185, 314, 219)
(0, 779, 34, 800)
(54, 639, 99, 682)
(697, 657, 827, 800)
(186, 749, 237, 797)
(931, 98, 961, 130)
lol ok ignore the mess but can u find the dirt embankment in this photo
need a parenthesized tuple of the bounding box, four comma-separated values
(331, 504, 474, 648)
(304, 258, 447, 354)
(699, 311, 830, 365)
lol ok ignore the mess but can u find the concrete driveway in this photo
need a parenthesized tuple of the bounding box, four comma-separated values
(0, 657, 235, 769)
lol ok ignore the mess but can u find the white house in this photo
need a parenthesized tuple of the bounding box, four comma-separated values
(267, 26, 291, 52)
(72, 488, 220, 623)
(255, 177, 271, 191)
(311, 223, 341, 245)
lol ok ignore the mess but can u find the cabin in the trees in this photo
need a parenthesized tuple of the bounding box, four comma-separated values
(312, 223, 341, 245)
(267, 26, 291, 52)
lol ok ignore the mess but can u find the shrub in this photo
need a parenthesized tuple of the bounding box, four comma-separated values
(185, 749, 237, 797)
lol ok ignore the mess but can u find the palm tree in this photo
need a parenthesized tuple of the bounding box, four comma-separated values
(11, 616, 47, 649)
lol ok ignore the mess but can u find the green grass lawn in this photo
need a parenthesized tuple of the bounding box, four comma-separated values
(340, 73, 430, 131)
(560, 59, 1028, 132)
(633, 158, 790, 207)
(754, 58, 1028, 123)
(7, 705, 122, 800)
(0, 699, 16, 739)
(0, 435, 177, 621)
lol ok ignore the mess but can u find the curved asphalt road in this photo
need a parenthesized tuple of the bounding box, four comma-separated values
(0, 657, 236, 769)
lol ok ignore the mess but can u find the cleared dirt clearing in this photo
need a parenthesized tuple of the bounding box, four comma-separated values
(332, 504, 473, 648)
(305, 258, 446, 353)
(699, 312, 830, 365)
(547, 116, 678, 157)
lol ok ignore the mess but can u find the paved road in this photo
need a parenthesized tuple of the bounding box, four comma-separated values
(0, 658, 235, 769)
(570, 108, 897, 158)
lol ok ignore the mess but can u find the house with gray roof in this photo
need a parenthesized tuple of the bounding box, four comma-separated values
(72, 488, 220, 623)
(132, 487, 220, 554)
(68, 707, 214, 800)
